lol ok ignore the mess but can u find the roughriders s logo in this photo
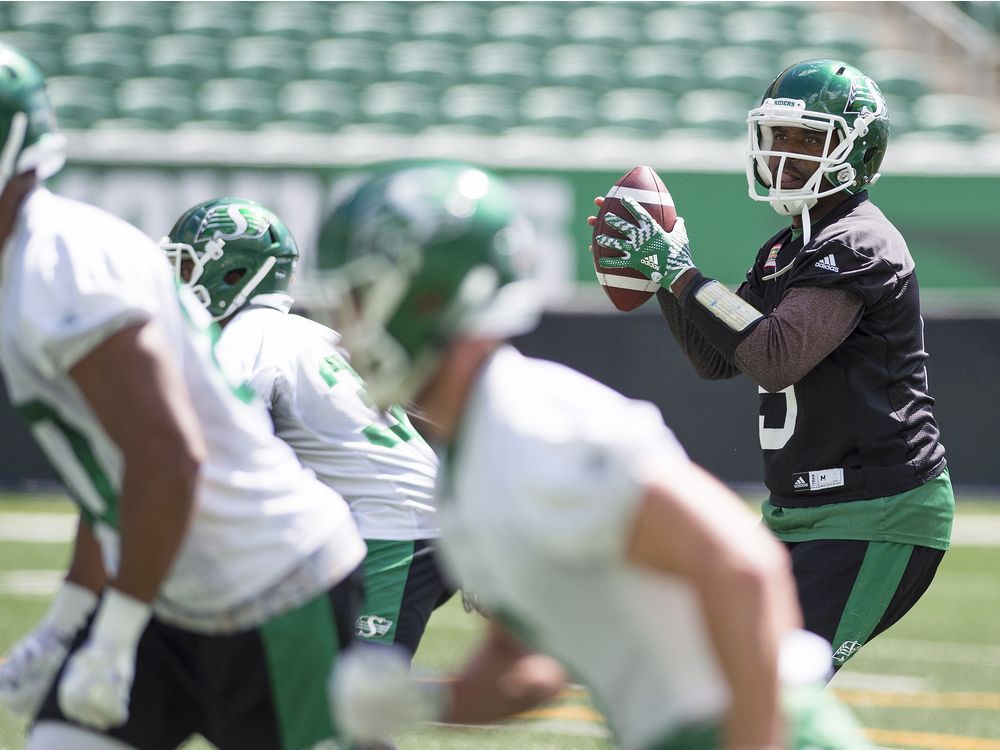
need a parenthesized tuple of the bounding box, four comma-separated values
(845, 77, 887, 119)
(832, 640, 862, 664)
(355, 614, 393, 639)
(196, 205, 272, 244)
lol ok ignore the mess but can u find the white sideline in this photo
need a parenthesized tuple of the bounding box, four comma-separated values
(4, 511, 1000, 544)
(0, 512, 75, 542)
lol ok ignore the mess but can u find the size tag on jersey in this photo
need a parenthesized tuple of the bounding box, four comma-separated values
(763, 243, 782, 270)
(792, 468, 845, 492)
(694, 280, 764, 332)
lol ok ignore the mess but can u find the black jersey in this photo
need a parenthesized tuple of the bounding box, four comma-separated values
(741, 192, 946, 506)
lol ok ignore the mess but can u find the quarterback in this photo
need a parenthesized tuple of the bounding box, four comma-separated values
(0, 45, 365, 749)
(592, 59, 954, 670)
(320, 162, 872, 750)
(160, 197, 453, 657)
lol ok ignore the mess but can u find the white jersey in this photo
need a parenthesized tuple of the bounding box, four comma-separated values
(216, 302, 439, 541)
(436, 346, 729, 750)
(0, 188, 365, 631)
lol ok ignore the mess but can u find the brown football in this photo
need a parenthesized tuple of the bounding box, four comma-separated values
(591, 165, 677, 312)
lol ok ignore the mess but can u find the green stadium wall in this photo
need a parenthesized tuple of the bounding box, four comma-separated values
(48, 165, 1000, 293)
(562, 171, 1000, 289)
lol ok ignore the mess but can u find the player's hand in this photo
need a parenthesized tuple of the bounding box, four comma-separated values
(57, 588, 150, 730)
(0, 582, 97, 717)
(58, 638, 134, 728)
(0, 627, 71, 716)
(594, 196, 694, 291)
(329, 643, 447, 742)
(586, 196, 605, 228)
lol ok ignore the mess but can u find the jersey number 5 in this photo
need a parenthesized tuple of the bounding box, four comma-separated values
(758, 385, 797, 450)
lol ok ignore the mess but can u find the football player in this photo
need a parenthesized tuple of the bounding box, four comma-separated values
(0, 44, 366, 749)
(591, 58, 954, 671)
(320, 161, 873, 749)
(159, 197, 454, 658)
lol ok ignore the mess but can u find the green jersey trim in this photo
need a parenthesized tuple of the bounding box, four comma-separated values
(356, 540, 415, 644)
(19, 399, 119, 529)
(761, 469, 953, 550)
(830, 542, 912, 666)
(176, 283, 255, 404)
(260, 592, 340, 749)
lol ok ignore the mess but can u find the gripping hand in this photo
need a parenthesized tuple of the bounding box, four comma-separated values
(0, 627, 71, 717)
(0, 582, 97, 717)
(595, 196, 694, 291)
(57, 589, 150, 730)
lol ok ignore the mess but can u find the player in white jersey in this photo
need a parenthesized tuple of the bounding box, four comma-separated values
(0, 45, 366, 749)
(159, 197, 453, 655)
(318, 161, 874, 749)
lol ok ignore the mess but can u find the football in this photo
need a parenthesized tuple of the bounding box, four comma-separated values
(591, 165, 677, 312)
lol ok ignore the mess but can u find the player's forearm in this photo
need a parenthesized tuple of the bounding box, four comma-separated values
(733, 286, 863, 393)
(66, 517, 108, 595)
(625, 469, 801, 745)
(67, 322, 207, 604)
(655, 288, 742, 380)
(443, 625, 566, 724)
(113, 450, 201, 603)
(695, 548, 798, 748)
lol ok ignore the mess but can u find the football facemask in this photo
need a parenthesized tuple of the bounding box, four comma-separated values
(315, 161, 541, 407)
(746, 59, 889, 244)
(0, 44, 66, 192)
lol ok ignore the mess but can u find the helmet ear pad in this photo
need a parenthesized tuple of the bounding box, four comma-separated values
(223, 268, 248, 286)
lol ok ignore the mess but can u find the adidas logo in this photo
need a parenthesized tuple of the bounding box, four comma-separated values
(641, 255, 659, 269)
(793, 476, 809, 490)
(815, 254, 839, 272)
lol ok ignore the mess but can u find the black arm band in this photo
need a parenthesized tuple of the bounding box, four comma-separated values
(678, 272, 765, 359)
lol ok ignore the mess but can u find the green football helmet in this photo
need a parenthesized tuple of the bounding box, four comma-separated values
(0, 43, 66, 191)
(160, 197, 299, 322)
(316, 161, 540, 406)
(746, 59, 890, 225)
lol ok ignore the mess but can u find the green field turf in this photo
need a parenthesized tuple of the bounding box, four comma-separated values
(2, 493, 1000, 750)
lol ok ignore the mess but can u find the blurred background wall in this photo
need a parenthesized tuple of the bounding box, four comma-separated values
(1, 0, 998, 491)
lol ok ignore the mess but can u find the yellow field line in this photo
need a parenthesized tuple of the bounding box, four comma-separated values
(516, 705, 606, 723)
(559, 686, 1000, 712)
(518, 692, 1000, 750)
(516, 706, 1000, 750)
(865, 729, 1000, 750)
(835, 689, 1000, 710)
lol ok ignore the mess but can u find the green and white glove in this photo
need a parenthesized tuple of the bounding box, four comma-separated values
(595, 196, 694, 292)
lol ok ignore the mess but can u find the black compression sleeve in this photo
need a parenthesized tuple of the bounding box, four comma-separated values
(678, 272, 765, 359)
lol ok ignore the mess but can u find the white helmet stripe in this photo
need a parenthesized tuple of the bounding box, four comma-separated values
(595, 272, 659, 292)
(606, 185, 675, 206)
